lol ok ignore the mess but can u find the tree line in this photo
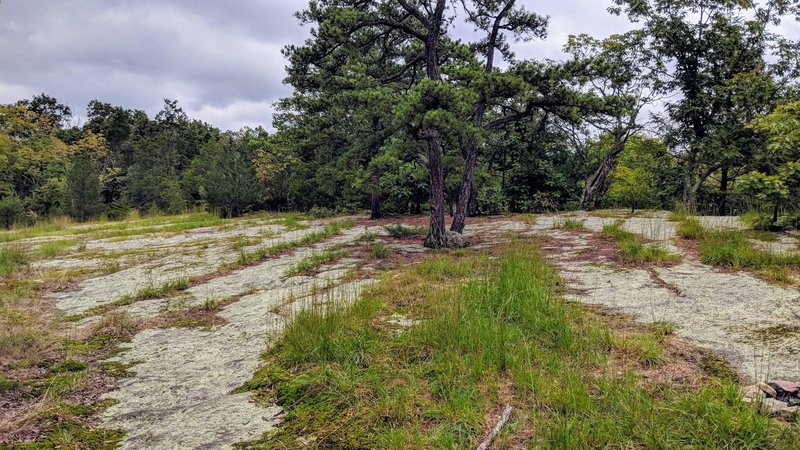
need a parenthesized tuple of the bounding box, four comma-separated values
(2, 0, 800, 247)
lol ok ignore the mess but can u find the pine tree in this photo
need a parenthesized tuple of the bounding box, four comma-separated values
(65, 154, 102, 222)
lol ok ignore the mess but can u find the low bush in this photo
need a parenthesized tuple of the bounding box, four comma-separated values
(0, 194, 27, 229)
(384, 224, 426, 237)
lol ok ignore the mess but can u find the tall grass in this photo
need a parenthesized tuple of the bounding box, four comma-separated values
(0, 245, 28, 276)
(676, 216, 705, 239)
(237, 244, 798, 448)
(699, 229, 800, 269)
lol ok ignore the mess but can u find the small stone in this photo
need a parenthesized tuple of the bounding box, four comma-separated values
(773, 380, 800, 394)
(757, 382, 777, 398)
(741, 385, 765, 400)
(444, 231, 469, 249)
(760, 398, 789, 416)
(780, 406, 799, 420)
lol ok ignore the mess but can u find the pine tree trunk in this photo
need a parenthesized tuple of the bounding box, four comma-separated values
(370, 191, 383, 220)
(580, 159, 615, 210)
(424, 129, 448, 249)
(421, 0, 449, 249)
(580, 138, 624, 211)
(451, 135, 479, 233)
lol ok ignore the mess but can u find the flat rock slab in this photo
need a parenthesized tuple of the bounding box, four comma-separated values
(534, 214, 800, 382)
(49, 227, 328, 315)
(101, 246, 373, 449)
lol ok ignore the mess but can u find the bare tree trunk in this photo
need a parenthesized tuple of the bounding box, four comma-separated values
(580, 158, 616, 210)
(468, 183, 479, 216)
(719, 166, 729, 216)
(580, 137, 626, 210)
(370, 191, 383, 220)
(682, 150, 698, 207)
(451, 0, 516, 234)
(451, 135, 479, 233)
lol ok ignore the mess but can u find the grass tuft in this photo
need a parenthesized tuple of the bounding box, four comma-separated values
(286, 248, 349, 277)
(601, 222, 678, 264)
(370, 243, 390, 259)
(0, 244, 28, 276)
(554, 218, 587, 231)
(699, 229, 800, 269)
(676, 217, 705, 239)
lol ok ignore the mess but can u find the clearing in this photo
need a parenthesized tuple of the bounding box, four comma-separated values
(1, 210, 798, 448)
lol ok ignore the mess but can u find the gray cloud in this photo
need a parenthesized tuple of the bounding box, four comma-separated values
(0, 0, 305, 130)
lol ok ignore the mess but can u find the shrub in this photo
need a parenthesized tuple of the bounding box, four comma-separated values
(308, 206, 337, 219)
(478, 186, 507, 215)
(0, 194, 26, 229)
(741, 211, 772, 231)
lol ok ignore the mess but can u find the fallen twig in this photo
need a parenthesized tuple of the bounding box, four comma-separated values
(477, 404, 513, 450)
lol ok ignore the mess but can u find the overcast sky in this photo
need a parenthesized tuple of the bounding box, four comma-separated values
(0, 1, 644, 130)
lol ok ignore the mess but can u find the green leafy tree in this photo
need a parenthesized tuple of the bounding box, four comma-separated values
(611, 0, 800, 207)
(563, 31, 660, 210)
(744, 100, 800, 224)
(606, 165, 657, 213)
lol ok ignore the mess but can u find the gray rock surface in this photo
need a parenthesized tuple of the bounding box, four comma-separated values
(37, 211, 800, 448)
(527, 214, 800, 382)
